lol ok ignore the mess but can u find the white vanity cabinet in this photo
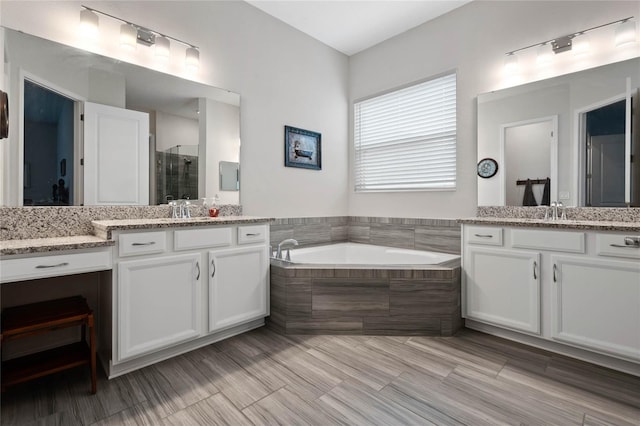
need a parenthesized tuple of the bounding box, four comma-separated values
(117, 253, 202, 361)
(465, 245, 540, 334)
(209, 245, 269, 332)
(462, 223, 640, 372)
(551, 254, 640, 361)
(107, 222, 270, 377)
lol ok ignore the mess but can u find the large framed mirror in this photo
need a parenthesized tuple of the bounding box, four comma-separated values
(477, 57, 639, 207)
(2, 27, 240, 206)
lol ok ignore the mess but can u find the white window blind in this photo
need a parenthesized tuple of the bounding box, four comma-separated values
(354, 72, 457, 192)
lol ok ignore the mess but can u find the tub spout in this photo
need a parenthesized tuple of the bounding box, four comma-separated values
(276, 238, 299, 260)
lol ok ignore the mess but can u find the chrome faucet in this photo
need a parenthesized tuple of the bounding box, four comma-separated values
(545, 201, 566, 221)
(169, 200, 192, 219)
(276, 238, 299, 260)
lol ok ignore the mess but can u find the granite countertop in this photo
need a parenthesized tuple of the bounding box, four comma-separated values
(1, 216, 272, 256)
(458, 217, 640, 232)
(92, 215, 272, 239)
(0, 235, 115, 256)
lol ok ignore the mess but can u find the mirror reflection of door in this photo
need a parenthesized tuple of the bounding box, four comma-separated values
(584, 99, 628, 207)
(23, 79, 77, 206)
(501, 116, 557, 206)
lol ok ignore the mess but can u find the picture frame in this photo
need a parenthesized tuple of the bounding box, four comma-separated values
(284, 125, 321, 170)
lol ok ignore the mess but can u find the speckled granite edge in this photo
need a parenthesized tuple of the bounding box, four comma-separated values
(0, 204, 242, 240)
(93, 216, 273, 239)
(459, 217, 640, 232)
(0, 236, 115, 256)
(477, 206, 640, 222)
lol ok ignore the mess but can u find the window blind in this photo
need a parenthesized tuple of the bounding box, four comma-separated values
(354, 72, 457, 192)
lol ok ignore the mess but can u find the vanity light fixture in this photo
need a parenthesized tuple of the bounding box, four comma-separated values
(155, 36, 171, 60)
(119, 23, 137, 50)
(79, 8, 99, 37)
(504, 16, 635, 71)
(536, 43, 553, 66)
(615, 18, 637, 47)
(79, 5, 200, 69)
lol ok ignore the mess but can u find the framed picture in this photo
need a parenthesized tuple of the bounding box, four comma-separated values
(284, 125, 321, 170)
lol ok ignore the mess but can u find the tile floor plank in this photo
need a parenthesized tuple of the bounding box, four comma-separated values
(2, 327, 639, 426)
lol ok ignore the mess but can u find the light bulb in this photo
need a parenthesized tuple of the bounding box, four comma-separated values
(155, 36, 170, 60)
(504, 53, 519, 74)
(572, 33, 590, 56)
(615, 20, 637, 48)
(120, 24, 137, 50)
(79, 9, 99, 37)
(185, 47, 200, 72)
(536, 43, 552, 66)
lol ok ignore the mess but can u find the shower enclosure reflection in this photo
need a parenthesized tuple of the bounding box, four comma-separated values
(157, 145, 199, 203)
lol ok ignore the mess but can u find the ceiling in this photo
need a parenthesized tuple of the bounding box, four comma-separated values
(246, 0, 472, 56)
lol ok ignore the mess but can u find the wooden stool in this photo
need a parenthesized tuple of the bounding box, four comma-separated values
(1, 296, 97, 394)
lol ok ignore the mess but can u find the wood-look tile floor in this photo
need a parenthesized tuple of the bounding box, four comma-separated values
(2, 327, 639, 426)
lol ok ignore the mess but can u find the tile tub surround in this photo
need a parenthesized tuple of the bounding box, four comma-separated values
(271, 216, 461, 255)
(269, 264, 462, 336)
(0, 204, 242, 240)
(477, 206, 640, 222)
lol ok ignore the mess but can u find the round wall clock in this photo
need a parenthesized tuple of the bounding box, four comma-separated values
(477, 158, 498, 178)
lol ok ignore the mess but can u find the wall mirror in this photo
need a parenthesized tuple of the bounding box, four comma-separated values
(477, 57, 639, 207)
(219, 161, 239, 191)
(2, 27, 240, 207)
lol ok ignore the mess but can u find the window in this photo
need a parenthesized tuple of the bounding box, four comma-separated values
(354, 72, 457, 192)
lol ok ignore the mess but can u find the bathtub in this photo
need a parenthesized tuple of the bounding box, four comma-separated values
(284, 242, 458, 266)
(269, 242, 462, 336)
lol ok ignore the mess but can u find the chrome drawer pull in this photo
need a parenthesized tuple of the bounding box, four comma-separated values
(132, 242, 156, 246)
(553, 264, 558, 283)
(610, 237, 640, 249)
(474, 234, 493, 238)
(533, 261, 537, 280)
(195, 262, 200, 280)
(36, 262, 69, 269)
(245, 233, 261, 236)
(211, 259, 216, 278)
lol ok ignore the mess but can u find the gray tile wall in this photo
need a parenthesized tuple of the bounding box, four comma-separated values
(269, 264, 462, 336)
(270, 216, 460, 254)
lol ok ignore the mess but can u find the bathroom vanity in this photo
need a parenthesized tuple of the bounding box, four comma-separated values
(0, 216, 271, 378)
(460, 218, 640, 375)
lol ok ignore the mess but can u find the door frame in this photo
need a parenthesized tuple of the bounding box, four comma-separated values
(499, 115, 558, 206)
(574, 93, 626, 207)
(18, 69, 85, 206)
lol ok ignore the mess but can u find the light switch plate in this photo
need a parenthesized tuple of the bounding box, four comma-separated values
(559, 191, 570, 200)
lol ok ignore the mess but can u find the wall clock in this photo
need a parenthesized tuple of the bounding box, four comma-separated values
(477, 158, 498, 178)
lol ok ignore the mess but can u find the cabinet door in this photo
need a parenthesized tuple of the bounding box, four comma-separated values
(465, 247, 540, 334)
(551, 255, 640, 361)
(208, 246, 268, 332)
(117, 253, 202, 361)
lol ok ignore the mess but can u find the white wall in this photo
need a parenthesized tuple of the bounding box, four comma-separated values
(1, 0, 349, 217)
(349, 1, 640, 219)
(155, 111, 198, 153)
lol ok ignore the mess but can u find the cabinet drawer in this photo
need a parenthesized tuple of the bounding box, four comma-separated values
(466, 226, 503, 246)
(174, 227, 232, 251)
(0, 249, 112, 283)
(511, 229, 584, 253)
(596, 234, 640, 260)
(238, 225, 267, 245)
(119, 231, 166, 257)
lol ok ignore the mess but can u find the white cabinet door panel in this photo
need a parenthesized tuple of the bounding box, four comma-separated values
(117, 253, 202, 361)
(465, 246, 540, 334)
(209, 246, 268, 332)
(551, 255, 640, 361)
(84, 102, 149, 205)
